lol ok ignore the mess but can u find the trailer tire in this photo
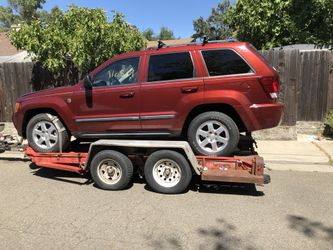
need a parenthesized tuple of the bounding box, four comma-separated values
(144, 150, 192, 194)
(90, 150, 133, 190)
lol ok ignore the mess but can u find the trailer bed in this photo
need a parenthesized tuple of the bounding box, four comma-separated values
(25, 140, 265, 188)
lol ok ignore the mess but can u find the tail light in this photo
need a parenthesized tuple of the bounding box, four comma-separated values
(260, 77, 279, 99)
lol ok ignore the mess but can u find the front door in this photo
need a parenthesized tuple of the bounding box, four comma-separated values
(72, 57, 141, 137)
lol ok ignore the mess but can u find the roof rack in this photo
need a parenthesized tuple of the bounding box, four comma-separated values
(146, 37, 238, 50)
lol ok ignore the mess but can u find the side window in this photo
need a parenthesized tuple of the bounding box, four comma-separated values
(202, 50, 252, 76)
(92, 57, 140, 87)
(148, 52, 194, 82)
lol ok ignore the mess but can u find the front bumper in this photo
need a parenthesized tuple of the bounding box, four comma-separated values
(12, 112, 23, 137)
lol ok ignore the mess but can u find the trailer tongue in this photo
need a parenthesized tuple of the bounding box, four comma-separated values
(25, 140, 266, 194)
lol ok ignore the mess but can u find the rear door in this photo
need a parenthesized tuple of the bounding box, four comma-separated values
(140, 50, 204, 134)
(200, 48, 262, 104)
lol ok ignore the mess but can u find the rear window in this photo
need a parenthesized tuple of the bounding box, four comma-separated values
(202, 49, 252, 76)
(148, 52, 194, 82)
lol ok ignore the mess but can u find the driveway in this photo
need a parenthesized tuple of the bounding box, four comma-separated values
(0, 159, 332, 249)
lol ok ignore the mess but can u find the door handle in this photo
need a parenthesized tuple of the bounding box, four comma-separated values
(181, 86, 198, 94)
(120, 91, 135, 98)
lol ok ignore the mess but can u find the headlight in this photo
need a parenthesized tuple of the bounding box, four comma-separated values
(15, 102, 21, 112)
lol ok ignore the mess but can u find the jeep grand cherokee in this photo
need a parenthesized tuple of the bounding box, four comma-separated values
(13, 41, 284, 156)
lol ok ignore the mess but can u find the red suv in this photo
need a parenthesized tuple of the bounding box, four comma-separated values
(13, 41, 283, 156)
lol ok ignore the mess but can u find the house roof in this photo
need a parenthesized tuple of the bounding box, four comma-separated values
(0, 32, 21, 56)
(146, 38, 194, 48)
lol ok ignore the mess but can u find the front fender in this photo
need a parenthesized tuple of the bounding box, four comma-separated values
(20, 95, 76, 134)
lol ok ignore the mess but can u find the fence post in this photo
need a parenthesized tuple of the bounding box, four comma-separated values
(327, 52, 333, 113)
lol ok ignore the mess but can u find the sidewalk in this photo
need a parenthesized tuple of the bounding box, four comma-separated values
(256, 138, 333, 172)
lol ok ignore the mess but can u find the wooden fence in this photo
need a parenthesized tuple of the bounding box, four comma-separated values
(261, 50, 333, 126)
(0, 50, 333, 125)
(0, 62, 79, 121)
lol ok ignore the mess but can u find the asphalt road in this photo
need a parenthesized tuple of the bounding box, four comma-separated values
(0, 159, 332, 250)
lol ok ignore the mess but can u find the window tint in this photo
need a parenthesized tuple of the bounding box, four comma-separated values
(92, 57, 140, 87)
(202, 50, 252, 76)
(148, 52, 194, 82)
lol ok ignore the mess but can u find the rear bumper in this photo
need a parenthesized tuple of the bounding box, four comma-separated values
(244, 103, 284, 131)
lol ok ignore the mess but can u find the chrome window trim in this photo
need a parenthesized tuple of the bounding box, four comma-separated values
(202, 72, 256, 79)
(199, 48, 256, 78)
(92, 56, 142, 89)
(141, 77, 201, 85)
(146, 51, 197, 83)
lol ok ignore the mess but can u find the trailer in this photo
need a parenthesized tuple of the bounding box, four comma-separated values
(24, 139, 268, 194)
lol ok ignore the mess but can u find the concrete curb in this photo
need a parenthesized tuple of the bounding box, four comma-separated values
(0, 151, 27, 160)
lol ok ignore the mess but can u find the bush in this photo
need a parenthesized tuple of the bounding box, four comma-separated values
(325, 110, 333, 128)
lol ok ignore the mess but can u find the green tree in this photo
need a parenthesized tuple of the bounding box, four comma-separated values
(0, 0, 46, 31)
(288, 0, 333, 47)
(38, 6, 62, 23)
(227, 0, 333, 49)
(9, 6, 146, 73)
(142, 27, 176, 41)
(158, 26, 175, 40)
(193, 0, 232, 40)
(142, 28, 156, 41)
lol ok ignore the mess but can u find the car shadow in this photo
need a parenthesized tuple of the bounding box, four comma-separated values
(143, 175, 264, 196)
(189, 180, 265, 197)
(30, 163, 265, 196)
(29, 163, 93, 186)
(30, 162, 143, 189)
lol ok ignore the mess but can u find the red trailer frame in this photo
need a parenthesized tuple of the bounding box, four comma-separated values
(25, 139, 265, 188)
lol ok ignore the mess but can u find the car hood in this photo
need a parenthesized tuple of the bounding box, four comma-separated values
(18, 85, 77, 102)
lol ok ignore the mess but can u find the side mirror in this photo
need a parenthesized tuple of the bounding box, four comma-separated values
(83, 74, 93, 88)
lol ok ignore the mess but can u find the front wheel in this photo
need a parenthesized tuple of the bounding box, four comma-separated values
(187, 112, 239, 156)
(26, 113, 69, 153)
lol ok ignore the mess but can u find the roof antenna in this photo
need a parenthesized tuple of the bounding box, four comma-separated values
(157, 40, 166, 50)
(202, 35, 209, 46)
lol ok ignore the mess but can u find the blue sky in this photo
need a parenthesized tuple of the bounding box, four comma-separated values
(0, 0, 233, 38)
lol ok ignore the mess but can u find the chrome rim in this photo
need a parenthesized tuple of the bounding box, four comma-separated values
(32, 121, 58, 149)
(196, 120, 229, 153)
(152, 159, 181, 188)
(97, 159, 122, 185)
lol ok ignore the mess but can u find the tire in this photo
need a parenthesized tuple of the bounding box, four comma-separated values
(90, 150, 133, 190)
(26, 113, 70, 153)
(187, 111, 239, 156)
(144, 150, 192, 194)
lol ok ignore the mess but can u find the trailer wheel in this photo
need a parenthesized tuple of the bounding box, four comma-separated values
(90, 150, 133, 190)
(144, 150, 192, 194)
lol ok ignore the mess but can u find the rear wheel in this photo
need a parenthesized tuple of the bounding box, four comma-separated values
(187, 111, 239, 156)
(26, 113, 69, 153)
(144, 150, 192, 194)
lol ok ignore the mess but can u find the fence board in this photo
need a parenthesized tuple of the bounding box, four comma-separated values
(327, 53, 333, 112)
